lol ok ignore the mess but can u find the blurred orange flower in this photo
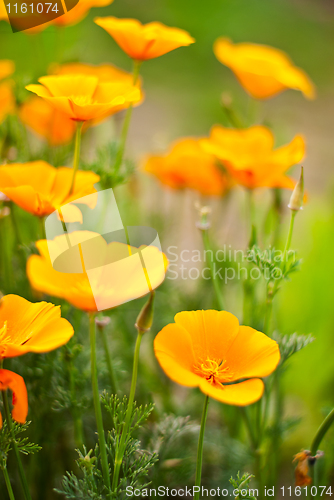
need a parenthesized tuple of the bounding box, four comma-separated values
(214, 38, 315, 100)
(0, 80, 15, 124)
(200, 125, 305, 190)
(0, 294, 74, 359)
(27, 232, 169, 312)
(26, 74, 141, 122)
(19, 97, 76, 146)
(94, 17, 195, 61)
(154, 310, 280, 406)
(144, 138, 231, 196)
(0, 369, 28, 428)
(0, 60, 15, 80)
(0, 161, 99, 217)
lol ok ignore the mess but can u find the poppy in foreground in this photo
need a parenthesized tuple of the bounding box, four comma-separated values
(27, 232, 168, 312)
(200, 125, 305, 190)
(94, 17, 195, 61)
(214, 38, 315, 100)
(144, 138, 231, 196)
(26, 74, 141, 122)
(0, 369, 28, 428)
(0, 294, 74, 359)
(154, 310, 280, 405)
(0, 161, 99, 218)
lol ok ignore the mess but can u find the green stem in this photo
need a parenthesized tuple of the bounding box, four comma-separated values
(310, 407, 334, 456)
(2, 467, 15, 500)
(112, 331, 142, 492)
(1, 391, 32, 500)
(113, 60, 141, 173)
(99, 324, 118, 396)
(39, 216, 46, 240)
(69, 122, 83, 195)
(194, 395, 209, 500)
(89, 313, 111, 489)
(264, 210, 297, 335)
(68, 355, 84, 449)
(201, 229, 224, 310)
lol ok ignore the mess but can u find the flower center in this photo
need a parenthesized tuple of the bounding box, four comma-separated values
(194, 358, 234, 385)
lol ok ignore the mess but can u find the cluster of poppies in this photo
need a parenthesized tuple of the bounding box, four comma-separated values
(0, 2, 315, 497)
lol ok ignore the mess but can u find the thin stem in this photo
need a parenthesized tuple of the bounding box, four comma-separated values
(1, 391, 32, 500)
(99, 324, 118, 395)
(194, 395, 209, 500)
(39, 216, 46, 240)
(113, 60, 141, 173)
(112, 331, 142, 492)
(89, 313, 111, 489)
(69, 122, 83, 195)
(201, 230, 224, 310)
(264, 210, 297, 335)
(310, 407, 334, 456)
(2, 467, 15, 500)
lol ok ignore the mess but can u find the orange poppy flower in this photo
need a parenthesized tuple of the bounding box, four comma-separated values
(0, 369, 28, 428)
(0, 80, 15, 124)
(0, 161, 99, 217)
(154, 310, 280, 406)
(94, 17, 195, 61)
(0, 60, 15, 80)
(0, 294, 74, 359)
(25, 74, 141, 122)
(200, 125, 305, 190)
(27, 231, 168, 312)
(19, 96, 76, 146)
(214, 38, 315, 100)
(144, 138, 230, 196)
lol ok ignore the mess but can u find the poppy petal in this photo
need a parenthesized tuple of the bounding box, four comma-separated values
(199, 378, 264, 406)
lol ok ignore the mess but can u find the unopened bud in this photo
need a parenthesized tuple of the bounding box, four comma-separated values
(95, 316, 111, 330)
(135, 291, 155, 335)
(195, 203, 211, 230)
(288, 167, 304, 211)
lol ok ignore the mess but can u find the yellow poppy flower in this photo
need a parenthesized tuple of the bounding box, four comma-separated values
(94, 17, 195, 61)
(154, 310, 280, 406)
(19, 96, 76, 146)
(214, 38, 315, 100)
(27, 232, 168, 312)
(25, 74, 141, 122)
(0, 369, 28, 428)
(200, 125, 305, 190)
(0, 161, 99, 217)
(144, 138, 231, 196)
(0, 294, 74, 359)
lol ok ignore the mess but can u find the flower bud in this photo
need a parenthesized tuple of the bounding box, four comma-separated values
(288, 167, 304, 211)
(135, 291, 155, 335)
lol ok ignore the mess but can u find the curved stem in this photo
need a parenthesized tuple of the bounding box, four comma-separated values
(112, 331, 142, 492)
(3, 467, 15, 500)
(194, 395, 209, 500)
(310, 407, 334, 456)
(69, 122, 83, 195)
(1, 391, 32, 500)
(89, 313, 111, 490)
(113, 60, 141, 173)
(201, 229, 224, 310)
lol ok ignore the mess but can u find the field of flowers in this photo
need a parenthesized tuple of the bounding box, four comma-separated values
(0, 0, 334, 499)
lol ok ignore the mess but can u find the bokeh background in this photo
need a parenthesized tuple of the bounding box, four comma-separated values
(1, 0, 334, 496)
